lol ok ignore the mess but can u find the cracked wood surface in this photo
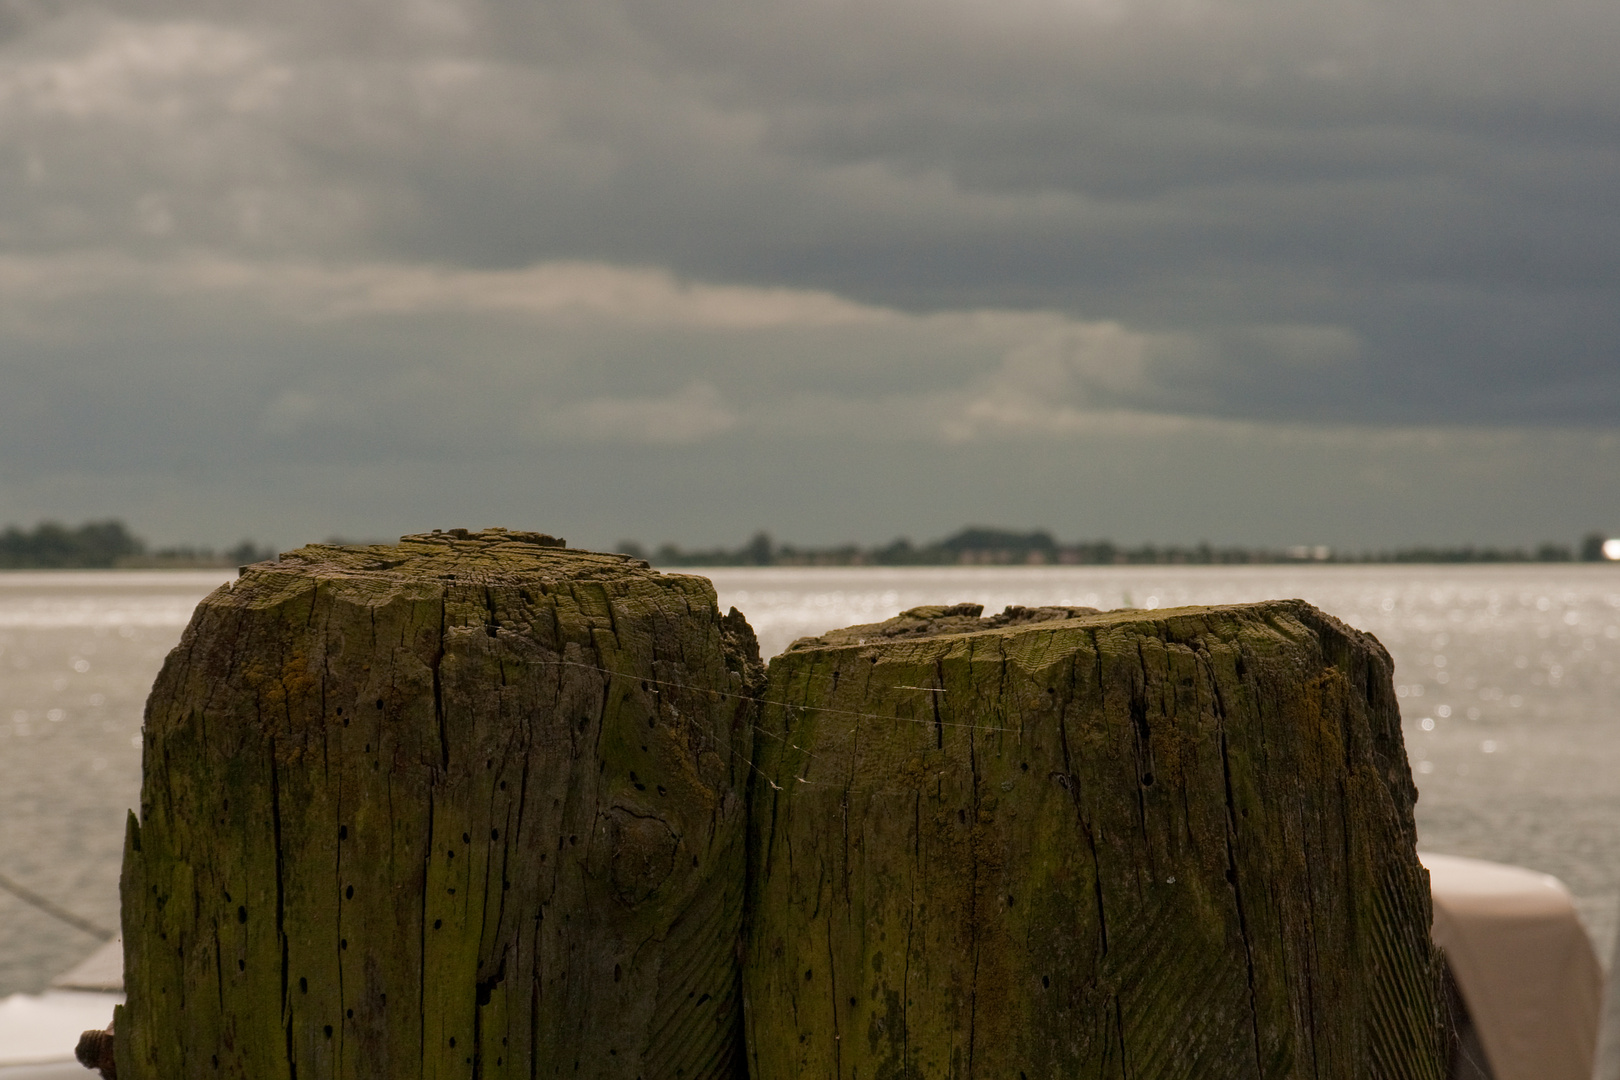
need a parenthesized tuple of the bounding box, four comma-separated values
(743, 600, 1445, 1080)
(117, 529, 762, 1080)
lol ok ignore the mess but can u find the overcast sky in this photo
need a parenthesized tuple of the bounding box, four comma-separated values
(1, 0, 1617, 551)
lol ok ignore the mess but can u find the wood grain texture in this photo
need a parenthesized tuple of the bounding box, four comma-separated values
(743, 600, 1444, 1080)
(117, 529, 762, 1080)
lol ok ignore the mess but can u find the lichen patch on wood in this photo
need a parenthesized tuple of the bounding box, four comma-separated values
(744, 599, 1444, 1080)
(118, 529, 762, 1080)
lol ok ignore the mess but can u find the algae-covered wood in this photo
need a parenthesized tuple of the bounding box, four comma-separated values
(744, 600, 1444, 1080)
(117, 528, 761, 1080)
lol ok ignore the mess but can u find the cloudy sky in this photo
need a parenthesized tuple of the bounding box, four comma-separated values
(1, 0, 1617, 551)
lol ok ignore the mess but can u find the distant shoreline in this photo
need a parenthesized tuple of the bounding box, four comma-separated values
(3, 520, 1616, 570)
(626, 527, 1620, 569)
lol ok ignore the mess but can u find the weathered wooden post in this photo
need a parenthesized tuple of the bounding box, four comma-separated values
(745, 601, 1445, 1079)
(117, 529, 761, 1079)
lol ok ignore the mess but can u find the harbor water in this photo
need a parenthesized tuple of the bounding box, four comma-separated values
(1, 563, 1616, 995)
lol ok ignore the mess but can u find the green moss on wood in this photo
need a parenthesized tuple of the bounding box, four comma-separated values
(744, 599, 1443, 1080)
(118, 529, 761, 1080)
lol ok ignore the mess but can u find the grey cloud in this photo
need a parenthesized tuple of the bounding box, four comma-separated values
(0, 0, 1618, 545)
(3, 3, 1616, 322)
(6, 387, 1618, 553)
(0, 255, 1172, 461)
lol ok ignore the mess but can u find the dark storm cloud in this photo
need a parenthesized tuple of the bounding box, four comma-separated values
(0, 0, 1617, 546)
(0, 0, 1616, 425)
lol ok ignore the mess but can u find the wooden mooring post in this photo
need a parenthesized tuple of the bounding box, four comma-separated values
(743, 600, 1446, 1079)
(117, 530, 761, 1079)
(114, 540, 1446, 1079)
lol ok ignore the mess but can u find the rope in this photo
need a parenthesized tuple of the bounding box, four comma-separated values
(0, 871, 116, 941)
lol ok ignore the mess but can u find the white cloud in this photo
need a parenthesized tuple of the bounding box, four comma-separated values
(0, 19, 284, 122)
(306, 261, 887, 330)
(0, 251, 885, 329)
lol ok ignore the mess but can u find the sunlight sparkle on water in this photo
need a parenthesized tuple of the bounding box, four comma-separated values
(0, 563, 1617, 994)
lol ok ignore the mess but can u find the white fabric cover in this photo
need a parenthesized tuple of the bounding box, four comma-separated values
(1422, 851, 1603, 1080)
(0, 990, 119, 1066)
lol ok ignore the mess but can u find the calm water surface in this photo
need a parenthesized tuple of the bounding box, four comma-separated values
(0, 571, 231, 995)
(0, 565, 1615, 993)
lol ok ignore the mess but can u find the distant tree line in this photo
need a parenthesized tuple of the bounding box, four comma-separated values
(4, 520, 1611, 570)
(618, 528, 1620, 568)
(0, 520, 276, 569)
